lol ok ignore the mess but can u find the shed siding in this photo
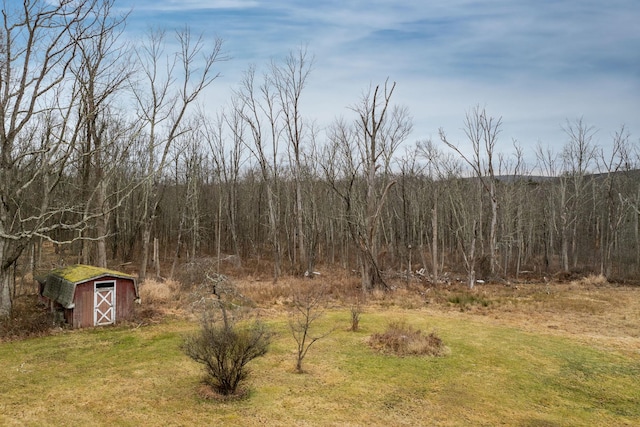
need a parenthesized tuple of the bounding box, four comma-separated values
(115, 280, 136, 321)
(74, 282, 95, 328)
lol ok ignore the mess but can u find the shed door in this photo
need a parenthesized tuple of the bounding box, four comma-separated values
(94, 281, 116, 326)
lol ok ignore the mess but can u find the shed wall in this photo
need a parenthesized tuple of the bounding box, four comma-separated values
(115, 280, 136, 321)
(74, 282, 95, 328)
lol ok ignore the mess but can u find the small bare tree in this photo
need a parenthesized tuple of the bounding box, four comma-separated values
(349, 296, 363, 332)
(289, 284, 333, 373)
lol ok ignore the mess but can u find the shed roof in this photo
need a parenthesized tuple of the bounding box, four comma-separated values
(38, 264, 137, 309)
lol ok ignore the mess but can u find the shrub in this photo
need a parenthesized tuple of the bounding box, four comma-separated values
(369, 320, 448, 357)
(182, 313, 270, 396)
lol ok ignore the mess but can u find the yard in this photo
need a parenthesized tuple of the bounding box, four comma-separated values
(0, 274, 639, 426)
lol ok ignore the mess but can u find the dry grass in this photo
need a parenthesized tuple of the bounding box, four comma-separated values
(234, 267, 361, 308)
(229, 265, 640, 356)
(137, 278, 184, 320)
(368, 320, 449, 357)
(139, 278, 182, 304)
(574, 273, 609, 287)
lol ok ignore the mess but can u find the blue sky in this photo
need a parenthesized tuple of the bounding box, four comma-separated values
(118, 0, 640, 168)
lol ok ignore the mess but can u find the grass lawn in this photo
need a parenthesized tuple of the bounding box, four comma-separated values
(1, 306, 639, 426)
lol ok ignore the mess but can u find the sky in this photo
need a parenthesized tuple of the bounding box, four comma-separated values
(117, 0, 640, 169)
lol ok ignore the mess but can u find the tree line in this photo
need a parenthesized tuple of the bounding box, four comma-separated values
(1, 0, 638, 317)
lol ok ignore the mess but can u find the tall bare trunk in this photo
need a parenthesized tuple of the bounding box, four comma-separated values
(431, 195, 438, 281)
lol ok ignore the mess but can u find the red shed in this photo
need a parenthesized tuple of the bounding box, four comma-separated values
(38, 265, 139, 328)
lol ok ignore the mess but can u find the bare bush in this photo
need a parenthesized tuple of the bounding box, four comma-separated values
(182, 312, 270, 396)
(369, 320, 449, 357)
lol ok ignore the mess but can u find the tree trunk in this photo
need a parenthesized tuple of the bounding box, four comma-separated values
(0, 267, 11, 318)
(140, 225, 151, 282)
(431, 199, 438, 281)
(489, 180, 498, 276)
(96, 180, 109, 268)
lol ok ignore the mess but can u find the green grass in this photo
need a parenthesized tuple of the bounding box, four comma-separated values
(1, 310, 638, 426)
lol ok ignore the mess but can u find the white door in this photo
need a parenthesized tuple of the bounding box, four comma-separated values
(94, 281, 116, 326)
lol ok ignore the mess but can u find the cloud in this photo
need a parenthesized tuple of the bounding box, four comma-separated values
(118, 0, 640, 163)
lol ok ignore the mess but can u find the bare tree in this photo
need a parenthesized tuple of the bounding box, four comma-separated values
(71, 0, 133, 267)
(0, 0, 130, 317)
(560, 118, 597, 271)
(597, 125, 633, 277)
(416, 139, 456, 282)
(234, 66, 282, 281)
(440, 105, 502, 278)
(289, 284, 333, 373)
(446, 172, 481, 288)
(130, 27, 224, 281)
(325, 80, 412, 291)
(271, 46, 314, 274)
(202, 109, 245, 268)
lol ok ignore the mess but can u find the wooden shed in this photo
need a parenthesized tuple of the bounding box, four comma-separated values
(38, 265, 139, 328)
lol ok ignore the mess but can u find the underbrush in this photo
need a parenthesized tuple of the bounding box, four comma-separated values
(0, 295, 52, 341)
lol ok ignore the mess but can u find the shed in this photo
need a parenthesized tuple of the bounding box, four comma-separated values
(38, 264, 139, 328)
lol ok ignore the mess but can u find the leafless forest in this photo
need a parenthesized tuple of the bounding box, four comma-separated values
(1, 1, 639, 317)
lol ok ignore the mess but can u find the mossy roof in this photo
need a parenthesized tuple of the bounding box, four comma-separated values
(48, 264, 135, 283)
(39, 264, 137, 309)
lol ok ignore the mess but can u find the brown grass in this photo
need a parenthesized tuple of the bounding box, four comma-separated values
(234, 267, 361, 307)
(230, 267, 640, 357)
(136, 278, 184, 320)
(369, 320, 449, 357)
(139, 278, 181, 304)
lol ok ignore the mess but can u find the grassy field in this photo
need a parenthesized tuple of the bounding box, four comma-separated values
(1, 287, 639, 427)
